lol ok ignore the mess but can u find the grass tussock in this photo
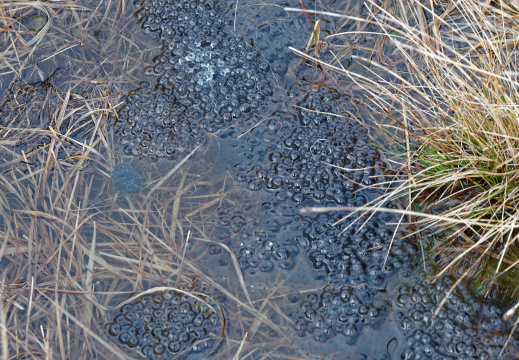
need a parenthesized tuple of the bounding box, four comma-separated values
(289, 0, 519, 302)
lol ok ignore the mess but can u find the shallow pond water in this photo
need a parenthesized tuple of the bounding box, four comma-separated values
(0, 0, 518, 359)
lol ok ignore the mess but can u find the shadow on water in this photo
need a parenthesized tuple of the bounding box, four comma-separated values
(0, 0, 518, 359)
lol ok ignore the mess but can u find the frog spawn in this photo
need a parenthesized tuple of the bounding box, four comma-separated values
(394, 273, 517, 360)
(136, 0, 273, 123)
(115, 0, 274, 161)
(303, 211, 417, 288)
(114, 82, 207, 161)
(209, 202, 307, 274)
(154, 34, 273, 133)
(290, 285, 388, 344)
(105, 278, 224, 359)
(235, 84, 384, 205)
(136, 0, 222, 41)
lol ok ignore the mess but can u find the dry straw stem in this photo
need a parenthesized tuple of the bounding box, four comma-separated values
(292, 0, 519, 324)
(0, 87, 122, 358)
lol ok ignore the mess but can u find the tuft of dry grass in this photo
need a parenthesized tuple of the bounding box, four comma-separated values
(289, 0, 519, 323)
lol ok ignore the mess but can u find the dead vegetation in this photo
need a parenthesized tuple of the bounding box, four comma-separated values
(0, 0, 158, 93)
(0, 80, 309, 359)
(0, 2, 327, 359)
(289, 0, 519, 343)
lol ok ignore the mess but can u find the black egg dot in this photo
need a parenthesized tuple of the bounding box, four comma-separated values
(153, 343, 166, 355)
(108, 323, 121, 337)
(128, 335, 139, 348)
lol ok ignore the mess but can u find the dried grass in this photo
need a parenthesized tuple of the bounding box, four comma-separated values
(289, 0, 519, 336)
(0, 2, 324, 359)
(0, 0, 158, 92)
